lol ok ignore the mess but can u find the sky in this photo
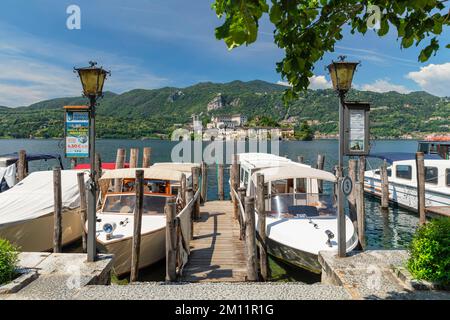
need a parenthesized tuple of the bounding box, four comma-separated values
(0, 0, 449, 107)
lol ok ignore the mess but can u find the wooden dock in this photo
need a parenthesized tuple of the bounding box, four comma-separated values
(181, 200, 247, 282)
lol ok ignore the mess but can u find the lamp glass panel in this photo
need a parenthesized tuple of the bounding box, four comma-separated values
(78, 69, 101, 96)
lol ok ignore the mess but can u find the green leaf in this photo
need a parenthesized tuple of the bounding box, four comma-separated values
(402, 36, 414, 48)
(378, 18, 389, 36)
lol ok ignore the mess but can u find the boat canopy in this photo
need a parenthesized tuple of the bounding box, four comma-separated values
(0, 152, 64, 169)
(0, 170, 88, 227)
(99, 167, 184, 181)
(368, 152, 441, 163)
(152, 162, 199, 174)
(252, 166, 336, 184)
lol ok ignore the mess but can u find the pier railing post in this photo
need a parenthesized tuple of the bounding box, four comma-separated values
(191, 167, 200, 220)
(143, 147, 152, 168)
(130, 169, 144, 282)
(244, 196, 258, 281)
(186, 187, 194, 240)
(114, 148, 125, 192)
(129, 148, 139, 168)
(237, 187, 246, 240)
(218, 163, 224, 201)
(231, 154, 240, 221)
(357, 156, 366, 249)
(77, 172, 88, 253)
(53, 167, 62, 253)
(381, 160, 389, 210)
(165, 196, 177, 281)
(256, 173, 268, 281)
(415, 152, 426, 225)
(201, 162, 207, 204)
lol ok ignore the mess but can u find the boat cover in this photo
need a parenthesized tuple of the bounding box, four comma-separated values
(252, 165, 337, 184)
(368, 152, 441, 163)
(0, 170, 88, 228)
(0, 152, 64, 169)
(152, 162, 199, 174)
(100, 167, 184, 181)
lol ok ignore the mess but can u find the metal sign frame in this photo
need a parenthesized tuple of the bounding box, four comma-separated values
(64, 106, 90, 158)
(344, 101, 370, 156)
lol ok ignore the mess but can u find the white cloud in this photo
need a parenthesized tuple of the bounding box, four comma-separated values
(277, 75, 332, 90)
(358, 79, 412, 94)
(406, 63, 450, 97)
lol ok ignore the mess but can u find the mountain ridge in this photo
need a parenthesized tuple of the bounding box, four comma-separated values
(0, 80, 448, 139)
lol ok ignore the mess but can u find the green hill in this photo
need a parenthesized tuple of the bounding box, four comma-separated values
(0, 80, 448, 139)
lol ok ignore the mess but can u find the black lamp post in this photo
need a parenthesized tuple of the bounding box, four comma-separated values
(327, 56, 359, 258)
(74, 61, 110, 262)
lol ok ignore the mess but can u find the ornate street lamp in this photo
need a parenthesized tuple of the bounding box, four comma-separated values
(327, 56, 359, 258)
(74, 61, 110, 262)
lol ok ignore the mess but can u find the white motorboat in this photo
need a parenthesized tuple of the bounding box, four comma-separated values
(364, 154, 450, 212)
(0, 170, 87, 251)
(90, 164, 198, 276)
(237, 153, 358, 274)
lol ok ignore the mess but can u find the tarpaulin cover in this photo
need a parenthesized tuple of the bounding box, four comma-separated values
(368, 152, 441, 163)
(0, 170, 88, 228)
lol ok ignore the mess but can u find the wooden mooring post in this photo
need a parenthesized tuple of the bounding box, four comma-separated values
(256, 173, 268, 281)
(244, 196, 258, 281)
(53, 167, 62, 253)
(95, 153, 102, 198)
(129, 148, 139, 168)
(380, 160, 389, 210)
(415, 152, 426, 225)
(77, 172, 88, 253)
(17, 150, 27, 182)
(130, 169, 144, 282)
(191, 166, 200, 220)
(348, 159, 358, 223)
(217, 163, 224, 201)
(142, 147, 152, 168)
(201, 162, 208, 204)
(180, 173, 187, 208)
(316, 154, 325, 193)
(114, 148, 125, 192)
(357, 156, 366, 249)
(165, 196, 177, 281)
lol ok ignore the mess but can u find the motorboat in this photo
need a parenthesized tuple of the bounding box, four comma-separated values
(90, 164, 199, 276)
(0, 170, 87, 251)
(364, 153, 450, 212)
(237, 153, 358, 274)
(0, 152, 64, 193)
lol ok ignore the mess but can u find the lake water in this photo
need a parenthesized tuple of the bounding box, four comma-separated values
(0, 139, 421, 281)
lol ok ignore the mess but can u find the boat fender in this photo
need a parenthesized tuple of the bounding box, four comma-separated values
(325, 230, 334, 247)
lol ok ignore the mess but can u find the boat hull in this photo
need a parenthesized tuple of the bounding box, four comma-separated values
(0, 208, 83, 252)
(97, 227, 165, 276)
(364, 177, 450, 212)
(266, 236, 322, 273)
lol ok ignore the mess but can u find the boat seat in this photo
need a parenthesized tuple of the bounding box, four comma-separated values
(287, 205, 319, 217)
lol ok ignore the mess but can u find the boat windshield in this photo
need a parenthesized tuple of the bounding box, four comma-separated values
(102, 194, 168, 215)
(266, 193, 336, 219)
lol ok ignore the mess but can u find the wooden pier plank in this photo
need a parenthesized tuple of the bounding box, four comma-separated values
(181, 200, 247, 282)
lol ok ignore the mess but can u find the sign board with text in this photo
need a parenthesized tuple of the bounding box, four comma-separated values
(64, 106, 90, 158)
(344, 102, 370, 156)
